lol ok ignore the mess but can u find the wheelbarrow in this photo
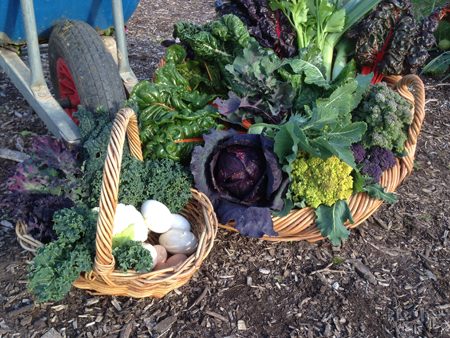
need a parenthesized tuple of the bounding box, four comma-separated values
(0, 0, 140, 147)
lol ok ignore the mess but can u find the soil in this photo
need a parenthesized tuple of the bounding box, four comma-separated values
(1, 1, 450, 337)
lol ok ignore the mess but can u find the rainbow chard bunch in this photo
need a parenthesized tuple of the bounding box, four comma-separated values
(215, 0, 297, 58)
(347, 0, 441, 83)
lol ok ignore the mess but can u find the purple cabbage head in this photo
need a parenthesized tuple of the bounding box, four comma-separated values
(190, 129, 289, 238)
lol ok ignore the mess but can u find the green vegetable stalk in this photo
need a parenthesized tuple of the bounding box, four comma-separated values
(269, 0, 382, 81)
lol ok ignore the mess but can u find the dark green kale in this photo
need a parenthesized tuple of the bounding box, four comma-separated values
(86, 155, 149, 208)
(351, 82, 413, 156)
(74, 106, 130, 173)
(145, 158, 194, 213)
(28, 206, 98, 303)
(112, 241, 154, 273)
(86, 156, 193, 213)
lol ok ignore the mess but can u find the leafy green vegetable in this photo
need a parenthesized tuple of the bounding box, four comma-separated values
(112, 224, 135, 249)
(364, 183, 397, 203)
(314, 200, 353, 246)
(269, 0, 381, 80)
(74, 106, 130, 174)
(113, 241, 154, 273)
(129, 59, 225, 162)
(139, 106, 225, 161)
(86, 156, 193, 213)
(174, 14, 250, 65)
(28, 206, 98, 303)
(213, 40, 294, 125)
(5, 137, 87, 203)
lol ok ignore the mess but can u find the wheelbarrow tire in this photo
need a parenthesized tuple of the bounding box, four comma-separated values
(48, 20, 126, 120)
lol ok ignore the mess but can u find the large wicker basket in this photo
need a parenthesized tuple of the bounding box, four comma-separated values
(16, 107, 218, 298)
(219, 74, 425, 242)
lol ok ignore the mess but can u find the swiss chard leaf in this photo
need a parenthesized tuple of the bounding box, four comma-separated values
(314, 200, 353, 246)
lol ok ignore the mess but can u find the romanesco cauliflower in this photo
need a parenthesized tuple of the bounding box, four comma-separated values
(351, 82, 413, 156)
(291, 152, 354, 208)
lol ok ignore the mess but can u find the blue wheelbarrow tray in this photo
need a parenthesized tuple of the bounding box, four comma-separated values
(0, 0, 140, 44)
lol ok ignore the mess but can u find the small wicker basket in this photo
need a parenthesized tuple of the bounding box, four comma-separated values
(219, 74, 426, 242)
(16, 107, 218, 298)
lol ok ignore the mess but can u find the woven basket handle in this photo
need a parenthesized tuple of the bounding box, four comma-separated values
(93, 108, 143, 277)
(392, 74, 426, 176)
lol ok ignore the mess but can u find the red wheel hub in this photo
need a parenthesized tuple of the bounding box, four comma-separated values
(56, 58, 80, 125)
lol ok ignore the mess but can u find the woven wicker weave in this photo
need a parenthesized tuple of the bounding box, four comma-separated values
(16, 107, 218, 298)
(219, 74, 426, 242)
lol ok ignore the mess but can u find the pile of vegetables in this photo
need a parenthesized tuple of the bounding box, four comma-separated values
(3, 0, 441, 303)
(128, 12, 417, 244)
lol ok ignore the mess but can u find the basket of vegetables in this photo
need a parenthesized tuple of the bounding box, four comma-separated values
(12, 108, 217, 301)
(129, 0, 433, 245)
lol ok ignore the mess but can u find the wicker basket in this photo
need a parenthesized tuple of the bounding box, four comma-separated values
(16, 107, 218, 298)
(219, 74, 425, 242)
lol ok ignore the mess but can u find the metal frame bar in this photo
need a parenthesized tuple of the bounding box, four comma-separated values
(0, 48, 81, 146)
(19, 0, 49, 97)
(0, 0, 80, 147)
(111, 0, 138, 93)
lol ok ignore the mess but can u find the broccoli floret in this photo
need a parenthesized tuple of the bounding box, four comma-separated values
(352, 82, 413, 156)
(291, 152, 354, 208)
(359, 146, 397, 183)
(351, 144, 366, 163)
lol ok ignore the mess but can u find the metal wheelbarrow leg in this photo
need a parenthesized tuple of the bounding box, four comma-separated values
(0, 0, 80, 147)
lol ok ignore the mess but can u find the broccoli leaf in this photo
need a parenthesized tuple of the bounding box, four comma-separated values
(314, 200, 353, 246)
(364, 184, 398, 203)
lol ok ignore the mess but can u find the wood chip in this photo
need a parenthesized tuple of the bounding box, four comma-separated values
(203, 310, 228, 322)
(51, 305, 67, 312)
(119, 322, 134, 338)
(0, 147, 30, 162)
(1, 220, 13, 229)
(188, 286, 208, 310)
(85, 297, 100, 307)
(436, 304, 450, 310)
(111, 297, 122, 312)
(237, 320, 247, 331)
(8, 303, 35, 317)
(152, 316, 177, 333)
(350, 260, 377, 285)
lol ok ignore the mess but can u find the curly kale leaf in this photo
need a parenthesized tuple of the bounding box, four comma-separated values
(86, 156, 193, 212)
(74, 106, 130, 173)
(28, 206, 98, 303)
(113, 241, 154, 273)
(85, 155, 149, 208)
(145, 158, 194, 213)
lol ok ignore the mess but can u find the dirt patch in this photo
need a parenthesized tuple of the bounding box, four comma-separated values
(1, 0, 450, 337)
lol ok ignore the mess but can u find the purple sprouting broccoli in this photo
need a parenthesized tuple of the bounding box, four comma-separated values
(361, 160, 384, 183)
(360, 146, 397, 183)
(351, 144, 366, 163)
(369, 146, 397, 171)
